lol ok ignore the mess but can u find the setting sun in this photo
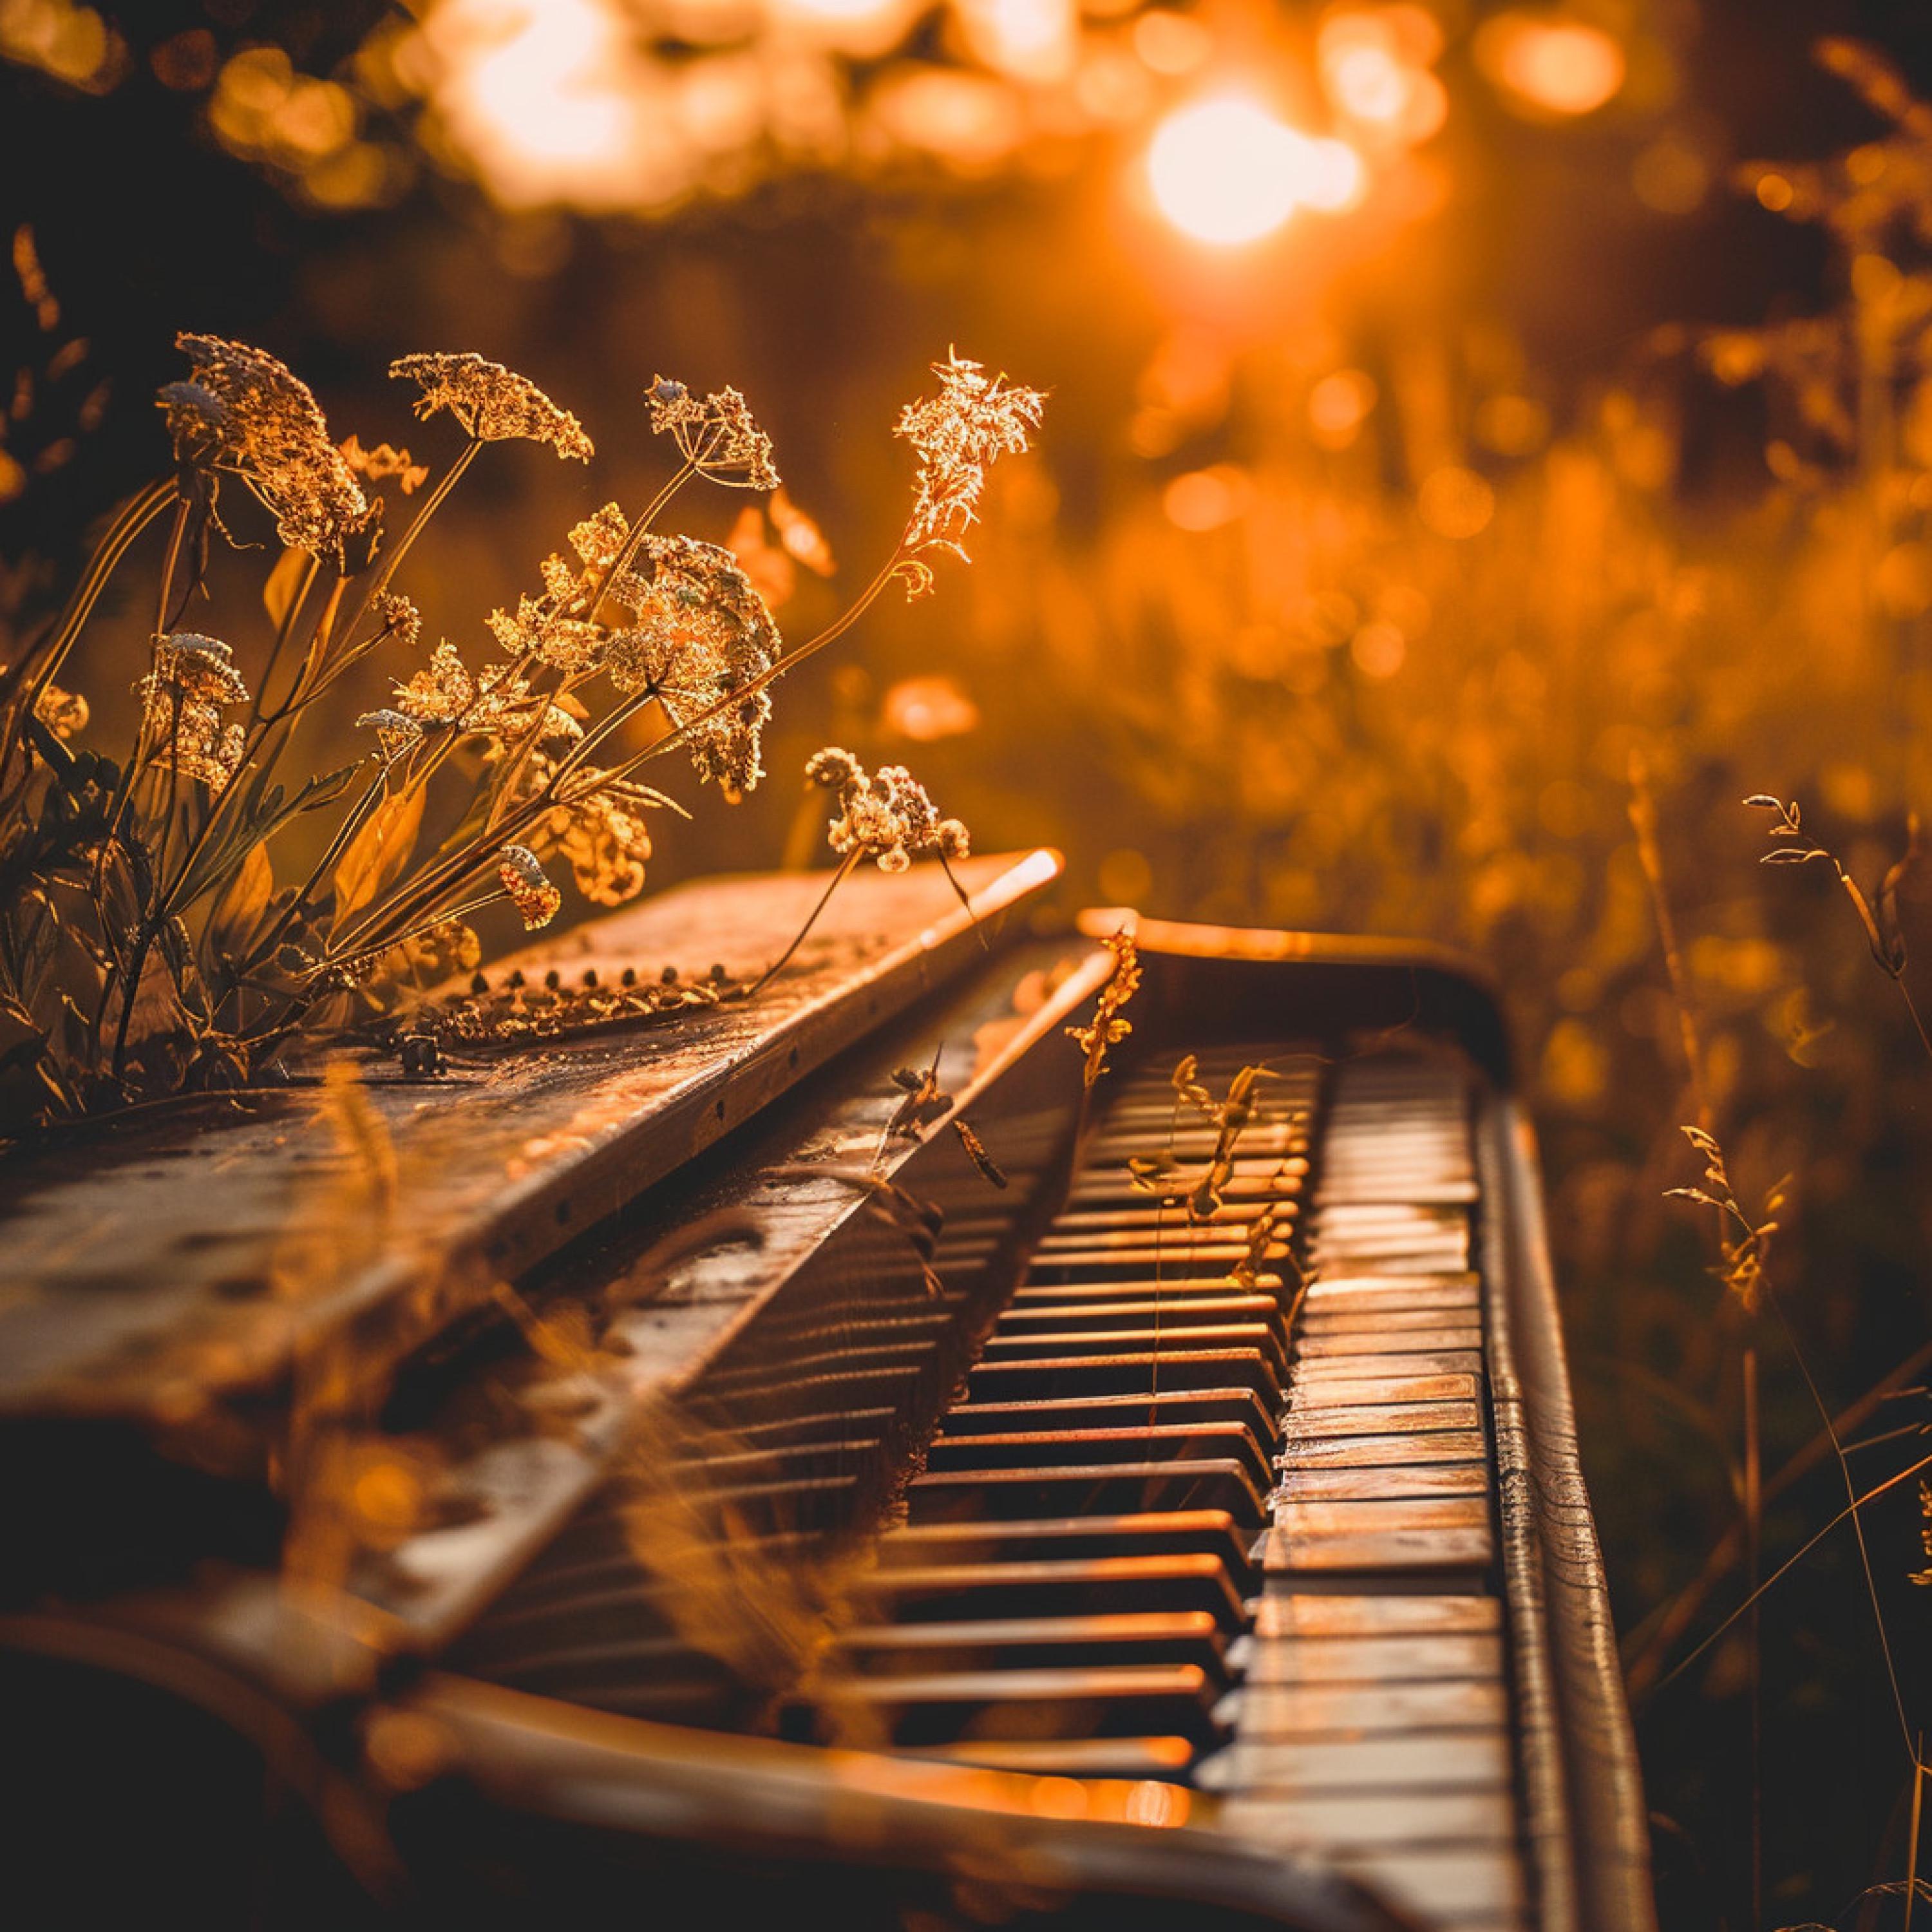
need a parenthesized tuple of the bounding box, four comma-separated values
(1146, 96, 1363, 243)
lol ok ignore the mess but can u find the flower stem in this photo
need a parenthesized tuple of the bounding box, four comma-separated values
(333, 435, 482, 654)
(1, 477, 177, 789)
(748, 849, 863, 998)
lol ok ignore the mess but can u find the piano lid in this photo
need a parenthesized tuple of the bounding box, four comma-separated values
(0, 849, 1060, 1434)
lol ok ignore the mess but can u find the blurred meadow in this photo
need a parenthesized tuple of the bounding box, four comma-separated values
(6, 1, 1932, 1924)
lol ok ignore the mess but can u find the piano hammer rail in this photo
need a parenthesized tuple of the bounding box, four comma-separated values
(0, 867, 1653, 1932)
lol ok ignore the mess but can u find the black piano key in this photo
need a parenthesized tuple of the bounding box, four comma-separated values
(907, 1457, 1269, 1522)
(939, 1386, 1278, 1443)
(854, 1551, 1249, 1625)
(966, 1347, 1283, 1404)
(924, 1422, 1275, 1494)
(876, 1509, 1255, 1574)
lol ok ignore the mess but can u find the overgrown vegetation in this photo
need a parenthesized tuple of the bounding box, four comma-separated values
(0, 330, 1039, 1131)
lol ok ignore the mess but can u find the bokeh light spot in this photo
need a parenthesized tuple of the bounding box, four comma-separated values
(1476, 14, 1625, 118)
(1350, 620, 1406, 678)
(1417, 465, 1497, 538)
(1308, 368, 1378, 449)
(1163, 464, 1251, 530)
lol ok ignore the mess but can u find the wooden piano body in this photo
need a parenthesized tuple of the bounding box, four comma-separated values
(0, 850, 1653, 1932)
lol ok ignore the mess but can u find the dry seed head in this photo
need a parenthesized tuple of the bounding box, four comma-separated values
(380, 594, 422, 651)
(497, 845, 562, 929)
(392, 641, 582, 744)
(167, 335, 374, 562)
(647, 375, 779, 490)
(806, 748, 967, 873)
(390, 351, 592, 461)
(604, 534, 782, 793)
(895, 350, 1045, 558)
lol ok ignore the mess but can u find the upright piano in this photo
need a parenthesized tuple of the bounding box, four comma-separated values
(0, 848, 1654, 1932)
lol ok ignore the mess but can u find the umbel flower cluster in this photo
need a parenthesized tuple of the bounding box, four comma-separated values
(0, 337, 1043, 1128)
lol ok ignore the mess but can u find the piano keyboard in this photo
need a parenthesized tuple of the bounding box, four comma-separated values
(1, 865, 1656, 1931)
(453, 1036, 1530, 1924)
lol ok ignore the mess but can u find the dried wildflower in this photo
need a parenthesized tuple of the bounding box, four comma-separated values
(166, 334, 374, 562)
(390, 352, 592, 462)
(485, 502, 643, 678)
(1066, 925, 1141, 1088)
(953, 1117, 1007, 1188)
(488, 594, 605, 676)
(355, 708, 425, 763)
(392, 641, 582, 744)
(533, 756, 665, 907)
(33, 681, 88, 741)
(568, 502, 630, 574)
(895, 350, 1045, 560)
(1748, 793, 1920, 980)
(807, 746, 967, 873)
(498, 844, 562, 929)
(1665, 1124, 1787, 1316)
(647, 376, 779, 490)
(379, 593, 422, 652)
(604, 535, 783, 793)
(138, 634, 251, 788)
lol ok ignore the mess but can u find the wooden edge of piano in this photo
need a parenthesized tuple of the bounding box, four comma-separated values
(0, 849, 1656, 1932)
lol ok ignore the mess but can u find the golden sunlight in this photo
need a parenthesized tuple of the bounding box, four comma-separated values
(1146, 95, 1363, 245)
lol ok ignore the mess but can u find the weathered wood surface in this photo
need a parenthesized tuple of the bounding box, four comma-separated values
(0, 850, 1058, 1429)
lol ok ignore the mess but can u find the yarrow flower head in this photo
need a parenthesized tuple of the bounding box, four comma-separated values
(806, 746, 970, 874)
(138, 632, 250, 788)
(392, 641, 582, 745)
(497, 844, 562, 930)
(603, 535, 783, 795)
(487, 501, 637, 677)
(389, 352, 592, 462)
(895, 350, 1045, 562)
(379, 593, 422, 652)
(647, 376, 779, 490)
(162, 335, 375, 564)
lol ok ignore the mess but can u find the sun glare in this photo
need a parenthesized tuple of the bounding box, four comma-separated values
(1147, 97, 1364, 245)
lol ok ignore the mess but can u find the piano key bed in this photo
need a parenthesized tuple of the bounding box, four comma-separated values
(0, 859, 1653, 1932)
